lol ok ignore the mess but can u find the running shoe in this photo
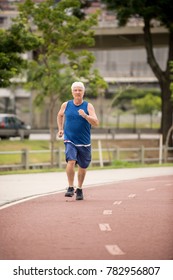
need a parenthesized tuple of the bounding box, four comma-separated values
(65, 187, 74, 197)
(76, 188, 83, 200)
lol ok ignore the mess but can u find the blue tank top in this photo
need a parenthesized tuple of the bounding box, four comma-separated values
(64, 100, 91, 145)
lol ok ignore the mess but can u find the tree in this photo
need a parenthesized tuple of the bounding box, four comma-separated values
(0, 22, 40, 88)
(164, 61, 173, 160)
(16, 0, 107, 166)
(101, 0, 173, 144)
(71, 0, 93, 19)
(132, 93, 161, 114)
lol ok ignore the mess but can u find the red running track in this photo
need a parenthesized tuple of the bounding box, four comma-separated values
(0, 175, 173, 260)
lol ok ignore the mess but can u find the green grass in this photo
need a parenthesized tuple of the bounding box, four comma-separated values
(0, 140, 64, 165)
(104, 121, 160, 129)
(0, 139, 64, 151)
(0, 139, 110, 164)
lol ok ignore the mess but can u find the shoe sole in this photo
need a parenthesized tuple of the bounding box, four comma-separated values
(65, 192, 74, 197)
(76, 197, 83, 200)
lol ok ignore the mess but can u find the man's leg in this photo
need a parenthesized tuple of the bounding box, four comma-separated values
(77, 166, 86, 188)
(66, 160, 76, 187)
(75, 166, 86, 200)
(65, 160, 76, 197)
(75, 145, 91, 200)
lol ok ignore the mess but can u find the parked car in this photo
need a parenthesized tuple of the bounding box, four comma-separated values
(0, 114, 31, 140)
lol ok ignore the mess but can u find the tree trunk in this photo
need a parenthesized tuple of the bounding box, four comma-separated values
(160, 80, 173, 144)
(143, 19, 173, 145)
(164, 124, 173, 162)
(49, 100, 55, 168)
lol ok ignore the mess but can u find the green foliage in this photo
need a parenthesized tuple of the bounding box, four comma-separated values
(102, 0, 173, 30)
(132, 93, 161, 114)
(72, 0, 93, 20)
(111, 86, 161, 111)
(0, 26, 40, 87)
(117, 87, 160, 100)
(16, 0, 107, 104)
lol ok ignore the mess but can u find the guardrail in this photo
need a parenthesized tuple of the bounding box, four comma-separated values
(0, 144, 173, 171)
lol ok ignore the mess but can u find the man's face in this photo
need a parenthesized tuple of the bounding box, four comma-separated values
(72, 87, 84, 98)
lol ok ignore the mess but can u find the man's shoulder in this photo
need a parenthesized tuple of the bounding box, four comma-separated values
(64, 100, 74, 110)
(87, 102, 94, 109)
(84, 100, 92, 107)
(63, 100, 72, 106)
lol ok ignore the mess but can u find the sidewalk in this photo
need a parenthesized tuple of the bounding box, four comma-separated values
(0, 166, 173, 208)
(29, 133, 161, 140)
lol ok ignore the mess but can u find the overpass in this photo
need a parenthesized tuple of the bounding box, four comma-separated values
(0, 10, 169, 50)
(93, 25, 168, 50)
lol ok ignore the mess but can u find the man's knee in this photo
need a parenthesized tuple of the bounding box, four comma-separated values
(67, 160, 76, 167)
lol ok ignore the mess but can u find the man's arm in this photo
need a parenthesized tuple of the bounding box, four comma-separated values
(57, 102, 67, 137)
(78, 103, 99, 127)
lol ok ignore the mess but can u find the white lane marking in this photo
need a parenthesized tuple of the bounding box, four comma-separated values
(0, 190, 65, 210)
(105, 245, 125, 255)
(165, 183, 172, 186)
(146, 188, 156, 192)
(128, 193, 136, 198)
(99, 223, 112, 231)
(113, 201, 122, 205)
(103, 210, 112, 215)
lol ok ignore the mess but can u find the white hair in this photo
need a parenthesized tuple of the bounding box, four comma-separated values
(71, 81, 85, 91)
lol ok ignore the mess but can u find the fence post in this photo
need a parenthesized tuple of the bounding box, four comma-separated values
(98, 140, 103, 167)
(56, 147, 62, 168)
(159, 134, 163, 164)
(21, 149, 29, 169)
(163, 145, 167, 163)
(137, 130, 141, 140)
(113, 146, 120, 161)
(111, 128, 116, 139)
(140, 146, 144, 164)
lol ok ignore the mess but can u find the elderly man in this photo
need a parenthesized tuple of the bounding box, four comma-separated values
(57, 81, 99, 200)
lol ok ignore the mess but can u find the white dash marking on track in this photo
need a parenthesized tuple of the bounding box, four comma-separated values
(146, 188, 156, 192)
(165, 183, 172, 186)
(113, 201, 122, 205)
(103, 210, 112, 215)
(99, 223, 112, 231)
(105, 245, 125, 255)
(128, 193, 136, 198)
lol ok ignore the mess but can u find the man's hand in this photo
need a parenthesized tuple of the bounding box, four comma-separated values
(78, 109, 87, 119)
(58, 130, 64, 138)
